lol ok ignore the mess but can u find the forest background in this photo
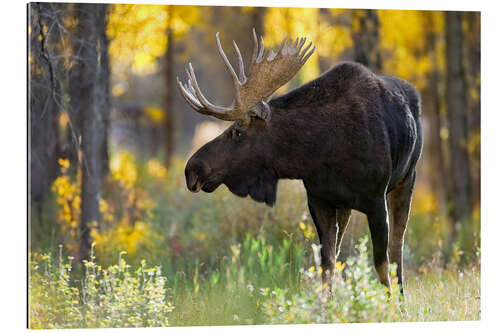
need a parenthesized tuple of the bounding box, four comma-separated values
(26, 1, 482, 328)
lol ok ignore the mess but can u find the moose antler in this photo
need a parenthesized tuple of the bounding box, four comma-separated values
(177, 28, 316, 121)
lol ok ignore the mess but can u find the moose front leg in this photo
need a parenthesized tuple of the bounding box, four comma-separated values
(307, 194, 338, 283)
(366, 197, 391, 290)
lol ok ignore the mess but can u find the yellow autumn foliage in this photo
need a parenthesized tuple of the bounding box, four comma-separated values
(318, 10, 353, 57)
(147, 158, 167, 179)
(263, 7, 355, 94)
(145, 106, 165, 123)
(51, 150, 159, 259)
(107, 4, 199, 77)
(379, 10, 444, 89)
(91, 220, 162, 256)
(111, 151, 138, 190)
(264, 7, 320, 87)
(412, 186, 438, 215)
(99, 198, 114, 223)
(51, 159, 81, 247)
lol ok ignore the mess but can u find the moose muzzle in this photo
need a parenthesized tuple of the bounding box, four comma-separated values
(185, 157, 224, 193)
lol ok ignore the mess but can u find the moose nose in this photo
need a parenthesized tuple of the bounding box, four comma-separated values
(185, 158, 211, 193)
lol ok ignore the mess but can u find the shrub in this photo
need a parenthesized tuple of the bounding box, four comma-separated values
(262, 236, 402, 324)
(29, 245, 173, 329)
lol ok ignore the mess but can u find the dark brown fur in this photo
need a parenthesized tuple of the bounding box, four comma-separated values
(185, 62, 423, 294)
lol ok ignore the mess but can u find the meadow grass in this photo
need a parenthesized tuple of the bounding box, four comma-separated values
(405, 266, 480, 321)
(29, 236, 480, 328)
(166, 267, 480, 326)
(168, 237, 481, 326)
(29, 155, 481, 328)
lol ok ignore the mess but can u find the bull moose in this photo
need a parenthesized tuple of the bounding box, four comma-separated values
(178, 29, 423, 294)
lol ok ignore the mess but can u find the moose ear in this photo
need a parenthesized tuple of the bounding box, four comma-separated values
(248, 101, 271, 124)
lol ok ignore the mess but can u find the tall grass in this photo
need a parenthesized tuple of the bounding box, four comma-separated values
(29, 236, 480, 328)
(29, 153, 481, 327)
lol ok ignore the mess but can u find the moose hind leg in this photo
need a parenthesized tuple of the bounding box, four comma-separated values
(388, 171, 416, 295)
(366, 197, 391, 289)
(307, 194, 338, 282)
(335, 209, 352, 257)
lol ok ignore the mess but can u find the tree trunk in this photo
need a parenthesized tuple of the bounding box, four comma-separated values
(163, 5, 175, 168)
(28, 3, 62, 223)
(97, 4, 111, 180)
(251, 7, 266, 38)
(318, 9, 336, 73)
(445, 11, 473, 237)
(422, 12, 450, 213)
(70, 4, 103, 260)
(463, 12, 481, 210)
(351, 9, 382, 71)
(426, 69, 450, 212)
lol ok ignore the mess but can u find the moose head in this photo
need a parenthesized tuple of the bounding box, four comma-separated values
(178, 29, 316, 206)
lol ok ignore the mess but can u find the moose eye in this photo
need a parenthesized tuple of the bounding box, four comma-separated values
(231, 128, 243, 140)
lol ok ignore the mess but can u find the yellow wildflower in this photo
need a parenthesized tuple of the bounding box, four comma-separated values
(58, 158, 70, 171)
(335, 261, 346, 272)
